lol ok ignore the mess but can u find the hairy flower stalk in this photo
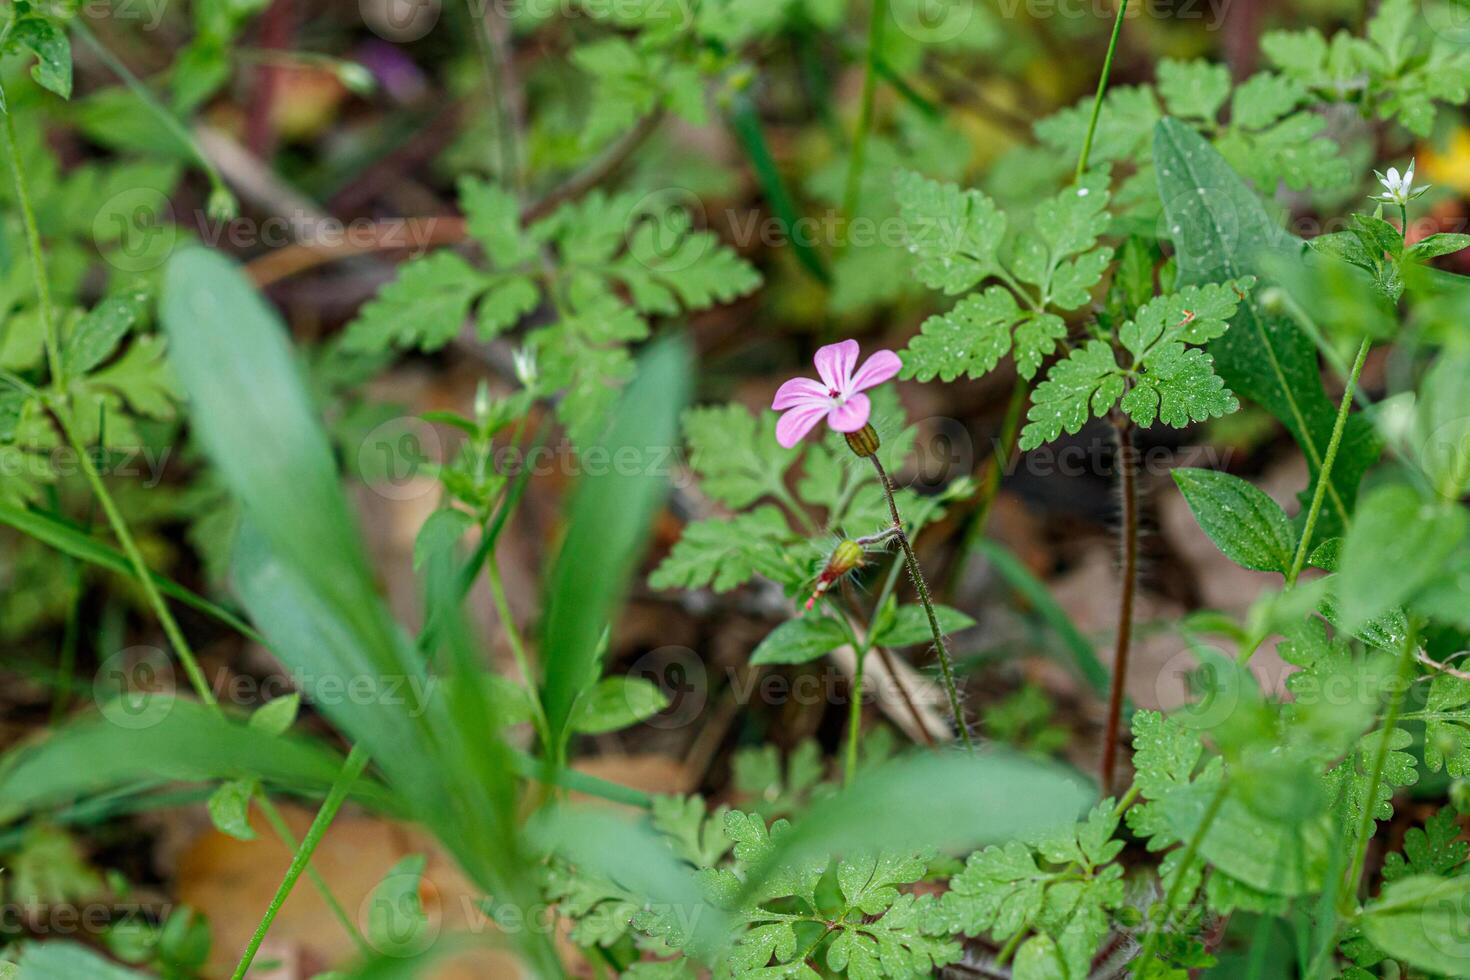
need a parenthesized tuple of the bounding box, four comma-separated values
(847, 423, 974, 751)
(774, 340, 973, 749)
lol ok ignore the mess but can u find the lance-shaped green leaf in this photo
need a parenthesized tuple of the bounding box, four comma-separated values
(1173, 467, 1295, 572)
(1154, 117, 1380, 543)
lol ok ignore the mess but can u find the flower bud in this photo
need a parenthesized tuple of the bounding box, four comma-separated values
(805, 539, 866, 610)
(844, 424, 881, 458)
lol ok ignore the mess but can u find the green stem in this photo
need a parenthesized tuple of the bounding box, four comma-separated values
(1136, 779, 1228, 969)
(1286, 337, 1371, 585)
(1341, 624, 1418, 914)
(487, 558, 552, 748)
(840, 0, 889, 222)
(71, 22, 234, 207)
(1075, 0, 1130, 180)
(868, 455, 973, 751)
(254, 793, 370, 954)
(231, 746, 372, 980)
(2, 108, 64, 394)
(845, 638, 869, 785)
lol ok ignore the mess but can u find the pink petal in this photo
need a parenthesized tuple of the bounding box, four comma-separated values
(776, 405, 828, 448)
(772, 377, 828, 410)
(814, 340, 860, 392)
(848, 349, 902, 393)
(825, 393, 871, 433)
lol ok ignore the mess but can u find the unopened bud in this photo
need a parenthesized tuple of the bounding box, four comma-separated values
(805, 539, 865, 610)
(844, 424, 881, 458)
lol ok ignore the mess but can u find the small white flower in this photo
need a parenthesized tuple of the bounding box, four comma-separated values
(512, 347, 538, 389)
(1373, 159, 1430, 206)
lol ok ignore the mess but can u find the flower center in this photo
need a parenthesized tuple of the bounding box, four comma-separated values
(827, 387, 846, 406)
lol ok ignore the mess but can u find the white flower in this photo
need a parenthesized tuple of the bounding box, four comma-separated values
(1373, 160, 1429, 207)
(512, 347, 538, 389)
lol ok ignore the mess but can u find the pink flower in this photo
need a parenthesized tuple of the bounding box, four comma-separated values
(772, 340, 902, 449)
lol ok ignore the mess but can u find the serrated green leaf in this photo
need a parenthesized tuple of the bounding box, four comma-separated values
(1019, 341, 1123, 450)
(459, 177, 535, 267)
(895, 171, 1006, 295)
(1229, 72, 1307, 129)
(682, 404, 798, 509)
(1157, 59, 1231, 122)
(650, 505, 797, 593)
(342, 252, 489, 353)
(1121, 343, 1238, 429)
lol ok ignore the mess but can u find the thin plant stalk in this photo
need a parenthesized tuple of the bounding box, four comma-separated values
(840, 0, 890, 223)
(1286, 337, 1372, 586)
(868, 454, 974, 751)
(1075, 0, 1130, 181)
(1077, 0, 1133, 793)
(231, 745, 372, 980)
(1099, 416, 1137, 794)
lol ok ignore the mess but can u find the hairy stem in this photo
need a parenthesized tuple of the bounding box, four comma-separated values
(1100, 416, 1137, 795)
(1076, 0, 1130, 180)
(1342, 623, 1418, 914)
(868, 455, 973, 750)
(1287, 337, 1371, 586)
(840, 0, 890, 222)
(232, 746, 372, 979)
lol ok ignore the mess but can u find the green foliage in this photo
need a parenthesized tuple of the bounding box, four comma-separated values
(896, 172, 1109, 383)
(1172, 467, 1295, 573)
(342, 181, 756, 444)
(933, 800, 1125, 977)
(1263, 0, 1470, 136)
(1156, 118, 1381, 543)
(1018, 280, 1249, 448)
(1362, 874, 1470, 975)
(643, 808, 961, 979)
